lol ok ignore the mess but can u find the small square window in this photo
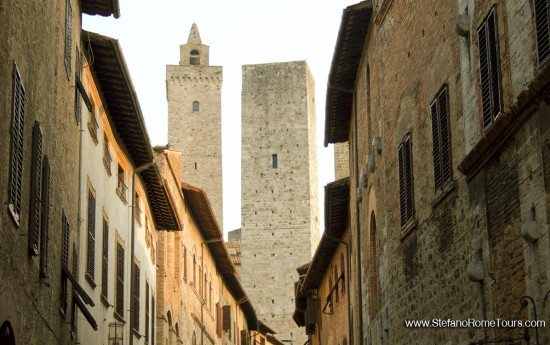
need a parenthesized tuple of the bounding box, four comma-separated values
(272, 154, 278, 169)
(193, 101, 200, 112)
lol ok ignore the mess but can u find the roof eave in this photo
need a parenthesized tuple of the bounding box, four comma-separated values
(324, 1, 374, 146)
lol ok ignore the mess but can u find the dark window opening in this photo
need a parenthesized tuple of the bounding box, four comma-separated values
(193, 101, 200, 112)
(86, 191, 96, 281)
(431, 85, 452, 192)
(534, 0, 550, 67)
(398, 134, 414, 227)
(272, 154, 278, 169)
(190, 49, 200, 65)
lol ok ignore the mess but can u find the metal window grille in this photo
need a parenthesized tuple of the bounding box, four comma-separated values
(9, 62, 25, 225)
(86, 191, 96, 279)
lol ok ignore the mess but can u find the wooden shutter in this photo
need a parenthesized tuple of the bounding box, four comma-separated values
(133, 261, 140, 331)
(222, 305, 231, 333)
(152, 296, 155, 345)
(39, 157, 50, 279)
(240, 330, 248, 345)
(101, 217, 109, 298)
(9, 62, 25, 224)
(477, 7, 502, 129)
(398, 135, 414, 226)
(145, 282, 150, 342)
(64, 0, 72, 78)
(62, 211, 70, 268)
(534, 0, 550, 66)
(115, 241, 125, 318)
(74, 48, 82, 122)
(28, 122, 43, 255)
(216, 303, 222, 337)
(86, 191, 96, 278)
(431, 86, 452, 191)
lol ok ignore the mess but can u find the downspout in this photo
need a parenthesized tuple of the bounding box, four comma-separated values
(129, 161, 154, 345)
(328, 84, 363, 345)
(325, 233, 352, 345)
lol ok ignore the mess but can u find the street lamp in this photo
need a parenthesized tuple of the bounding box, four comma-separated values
(108, 322, 124, 345)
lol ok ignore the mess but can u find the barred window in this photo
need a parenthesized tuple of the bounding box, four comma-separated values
(64, 0, 72, 79)
(8, 62, 25, 226)
(477, 6, 502, 130)
(133, 260, 140, 331)
(431, 85, 452, 192)
(398, 134, 414, 227)
(145, 281, 150, 343)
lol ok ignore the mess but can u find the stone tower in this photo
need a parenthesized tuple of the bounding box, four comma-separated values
(167, 24, 223, 227)
(241, 61, 319, 344)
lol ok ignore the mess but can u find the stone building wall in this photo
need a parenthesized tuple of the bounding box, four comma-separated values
(0, 1, 99, 343)
(167, 24, 224, 228)
(241, 61, 319, 344)
(328, 0, 550, 344)
(334, 142, 350, 180)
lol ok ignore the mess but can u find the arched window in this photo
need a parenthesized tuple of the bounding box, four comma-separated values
(192, 101, 200, 112)
(0, 321, 15, 345)
(368, 211, 381, 315)
(190, 50, 200, 65)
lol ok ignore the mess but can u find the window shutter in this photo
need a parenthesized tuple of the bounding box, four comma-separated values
(145, 282, 150, 343)
(115, 241, 125, 318)
(86, 192, 96, 278)
(240, 330, 248, 345)
(430, 101, 442, 190)
(152, 296, 156, 345)
(534, 0, 550, 67)
(62, 211, 70, 268)
(28, 122, 43, 255)
(64, 0, 72, 79)
(133, 261, 140, 331)
(39, 156, 50, 279)
(438, 89, 451, 186)
(216, 303, 222, 337)
(74, 48, 82, 122)
(222, 305, 231, 333)
(9, 62, 25, 224)
(477, 7, 502, 129)
(398, 145, 407, 226)
(101, 218, 109, 298)
(398, 135, 414, 226)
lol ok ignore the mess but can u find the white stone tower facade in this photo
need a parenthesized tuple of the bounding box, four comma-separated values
(241, 61, 320, 344)
(167, 24, 223, 227)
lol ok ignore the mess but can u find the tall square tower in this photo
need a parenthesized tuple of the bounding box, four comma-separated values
(167, 24, 223, 227)
(241, 61, 319, 344)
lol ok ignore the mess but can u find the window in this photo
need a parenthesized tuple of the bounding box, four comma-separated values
(75, 48, 82, 122)
(183, 246, 187, 282)
(222, 305, 231, 336)
(86, 190, 96, 282)
(64, 0, 72, 79)
(103, 134, 112, 175)
(134, 192, 142, 224)
(8, 62, 25, 226)
(431, 85, 452, 192)
(39, 156, 50, 279)
(272, 154, 278, 169)
(133, 259, 140, 331)
(340, 253, 345, 294)
(193, 101, 200, 112)
(145, 282, 150, 343)
(190, 49, 200, 65)
(328, 277, 334, 314)
(216, 303, 222, 337)
(368, 212, 380, 314)
(60, 210, 70, 314)
(193, 254, 197, 286)
(398, 134, 414, 227)
(333, 266, 339, 304)
(115, 239, 125, 319)
(151, 296, 155, 345)
(101, 217, 109, 300)
(477, 6, 502, 130)
(87, 98, 99, 144)
(117, 165, 127, 202)
(534, 0, 550, 67)
(28, 122, 43, 256)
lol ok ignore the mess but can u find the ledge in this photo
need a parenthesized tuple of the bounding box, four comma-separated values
(400, 220, 417, 242)
(431, 180, 457, 209)
(458, 64, 550, 179)
(85, 273, 97, 288)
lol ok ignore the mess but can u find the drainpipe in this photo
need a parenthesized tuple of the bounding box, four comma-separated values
(325, 233, 352, 345)
(129, 161, 154, 345)
(328, 84, 363, 345)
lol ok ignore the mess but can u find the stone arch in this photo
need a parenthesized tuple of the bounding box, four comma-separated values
(0, 320, 15, 345)
(366, 186, 381, 319)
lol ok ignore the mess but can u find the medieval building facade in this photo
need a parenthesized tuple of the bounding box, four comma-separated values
(313, 0, 550, 344)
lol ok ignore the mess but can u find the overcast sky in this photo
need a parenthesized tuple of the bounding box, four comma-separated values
(83, 0, 356, 237)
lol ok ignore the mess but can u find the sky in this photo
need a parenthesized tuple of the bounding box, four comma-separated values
(83, 0, 356, 237)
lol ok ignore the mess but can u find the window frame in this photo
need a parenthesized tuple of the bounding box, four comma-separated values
(398, 134, 415, 228)
(533, 0, 550, 68)
(430, 84, 453, 193)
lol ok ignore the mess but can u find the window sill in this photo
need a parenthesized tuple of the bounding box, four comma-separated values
(87, 122, 99, 145)
(116, 188, 127, 204)
(400, 220, 417, 241)
(133, 328, 142, 339)
(431, 180, 457, 209)
(85, 273, 97, 288)
(114, 311, 125, 323)
(7, 204, 20, 228)
(100, 294, 111, 308)
(103, 157, 112, 176)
